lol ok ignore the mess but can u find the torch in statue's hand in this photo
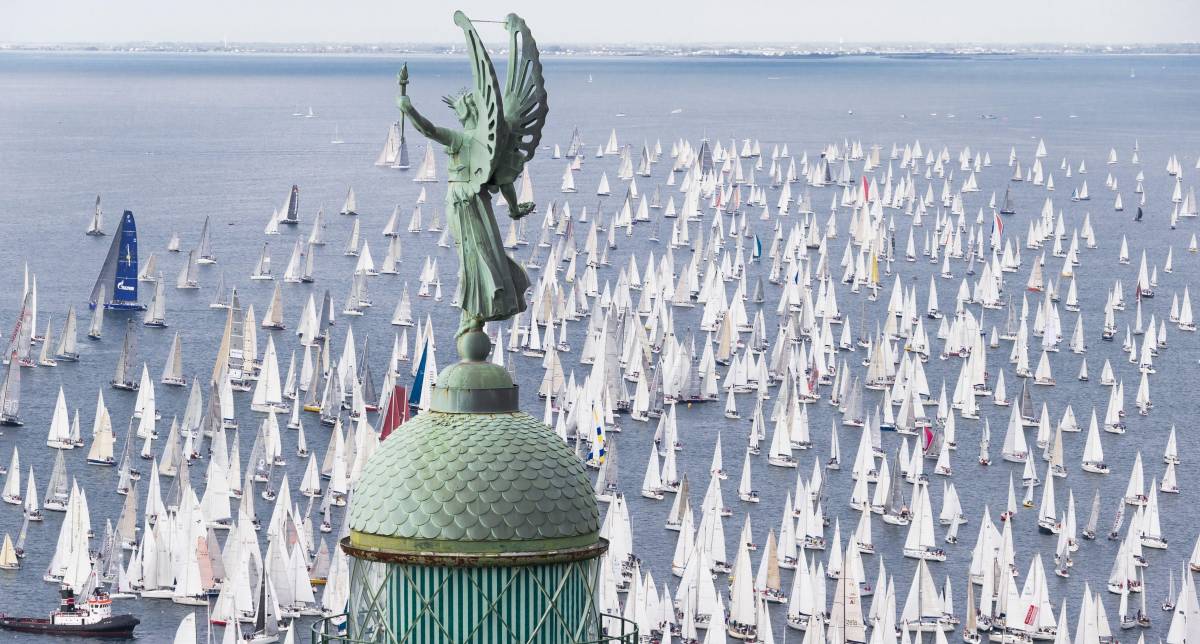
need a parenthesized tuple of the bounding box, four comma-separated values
(396, 63, 411, 114)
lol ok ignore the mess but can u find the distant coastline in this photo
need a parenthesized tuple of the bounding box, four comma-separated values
(2, 42, 1199, 58)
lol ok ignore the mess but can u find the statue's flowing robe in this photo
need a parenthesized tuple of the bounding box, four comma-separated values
(444, 131, 530, 324)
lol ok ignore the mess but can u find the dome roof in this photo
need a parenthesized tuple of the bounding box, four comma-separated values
(349, 408, 600, 554)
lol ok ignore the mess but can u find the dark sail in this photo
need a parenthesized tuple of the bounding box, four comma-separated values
(282, 184, 300, 224)
(90, 210, 142, 310)
(408, 341, 428, 411)
(999, 187, 1016, 215)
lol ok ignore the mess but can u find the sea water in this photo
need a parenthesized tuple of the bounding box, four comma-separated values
(0, 50, 1198, 640)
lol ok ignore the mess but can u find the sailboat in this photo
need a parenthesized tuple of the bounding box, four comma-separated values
(375, 121, 399, 166)
(262, 283, 286, 331)
(251, 243, 273, 281)
(36, 316, 56, 367)
(640, 443, 665, 500)
(196, 216, 217, 264)
(1, 450, 20, 505)
(142, 276, 167, 327)
(737, 451, 758, 502)
(391, 117, 412, 170)
(0, 356, 21, 426)
(999, 188, 1015, 215)
(414, 145, 438, 183)
(901, 559, 952, 631)
(1139, 480, 1168, 549)
(86, 411, 116, 466)
(338, 187, 358, 216)
(963, 576, 981, 643)
(161, 332, 186, 387)
(561, 165, 577, 193)
(727, 540, 758, 640)
(1163, 571, 1177, 612)
(44, 387, 73, 449)
(88, 210, 144, 310)
(767, 411, 797, 468)
(85, 195, 105, 236)
(0, 534, 17, 570)
(271, 185, 299, 229)
(903, 482, 947, 561)
(826, 547, 867, 644)
(6, 289, 34, 368)
(248, 562, 283, 643)
(723, 389, 739, 419)
(251, 337, 287, 413)
(174, 249, 200, 290)
(110, 320, 139, 391)
(1000, 405, 1029, 462)
(55, 307, 80, 361)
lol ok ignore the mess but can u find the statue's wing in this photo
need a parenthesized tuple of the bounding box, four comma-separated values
(453, 10, 503, 194)
(492, 13, 548, 188)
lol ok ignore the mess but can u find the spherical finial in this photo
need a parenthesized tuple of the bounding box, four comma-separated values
(458, 329, 491, 362)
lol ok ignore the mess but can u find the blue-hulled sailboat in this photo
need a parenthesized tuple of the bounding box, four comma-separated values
(89, 210, 144, 311)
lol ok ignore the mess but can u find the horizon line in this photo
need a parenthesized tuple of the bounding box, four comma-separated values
(4, 40, 1200, 49)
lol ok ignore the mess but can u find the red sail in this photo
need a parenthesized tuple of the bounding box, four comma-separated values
(380, 385, 408, 440)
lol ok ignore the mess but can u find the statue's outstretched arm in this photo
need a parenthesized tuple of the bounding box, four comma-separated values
(397, 96, 454, 147)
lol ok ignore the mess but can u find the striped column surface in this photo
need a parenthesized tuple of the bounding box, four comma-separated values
(348, 558, 602, 644)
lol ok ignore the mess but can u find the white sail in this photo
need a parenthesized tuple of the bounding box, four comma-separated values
(414, 146, 438, 182)
(85, 195, 104, 235)
(251, 336, 286, 413)
(339, 187, 358, 215)
(45, 387, 73, 449)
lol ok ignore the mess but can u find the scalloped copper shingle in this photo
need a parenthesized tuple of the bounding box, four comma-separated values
(349, 410, 600, 546)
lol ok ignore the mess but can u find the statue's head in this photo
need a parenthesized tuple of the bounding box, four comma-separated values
(442, 89, 477, 127)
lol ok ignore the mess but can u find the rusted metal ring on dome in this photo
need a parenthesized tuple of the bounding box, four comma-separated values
(341, 536, 608, 567)
(429, 384, 519, 413)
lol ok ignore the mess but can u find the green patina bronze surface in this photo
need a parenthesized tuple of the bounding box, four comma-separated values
(350, 6, 598, 570)
(349, 408, 600, 554)
(396, 10, 547, 337)
(343, 14, 606, 642)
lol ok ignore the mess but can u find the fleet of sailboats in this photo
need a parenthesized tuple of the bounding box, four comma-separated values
(8, 90, 1200, 644)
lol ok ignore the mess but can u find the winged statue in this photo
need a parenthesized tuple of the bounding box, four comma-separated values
(396, 11, 548, 338)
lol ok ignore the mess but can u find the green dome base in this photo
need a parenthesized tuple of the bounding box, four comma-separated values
(349, 362, 599, 555)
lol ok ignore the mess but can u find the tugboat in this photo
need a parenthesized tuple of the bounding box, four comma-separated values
(0, 587, 139, 638)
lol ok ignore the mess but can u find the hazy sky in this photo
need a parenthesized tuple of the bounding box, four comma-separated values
(3, 0, 1197, 44)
